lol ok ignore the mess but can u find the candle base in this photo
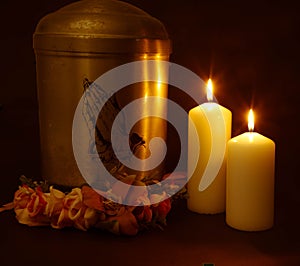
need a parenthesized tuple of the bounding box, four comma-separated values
(187, 159, 227, 215)
(226, 219, 273, 232)
(187, 202, 225, 215)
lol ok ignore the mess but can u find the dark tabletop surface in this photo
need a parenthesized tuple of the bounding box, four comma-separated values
(1, 0, 300, 265)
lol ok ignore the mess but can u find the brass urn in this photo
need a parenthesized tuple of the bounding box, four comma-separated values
(33, 0, 171, 187)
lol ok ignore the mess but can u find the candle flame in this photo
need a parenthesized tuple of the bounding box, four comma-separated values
(248, 109, 254, 132)
(207, 78, 213, 101)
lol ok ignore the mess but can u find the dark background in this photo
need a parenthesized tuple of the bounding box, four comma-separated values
(0, 0, 300, 265)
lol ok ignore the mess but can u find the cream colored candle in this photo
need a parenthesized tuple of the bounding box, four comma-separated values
(226, 109, 275, 231)
(187, 79, 232, 214)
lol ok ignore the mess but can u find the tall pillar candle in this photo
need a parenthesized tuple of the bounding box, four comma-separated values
(226, 109, 275, 231)
(187, 79, 232, 214)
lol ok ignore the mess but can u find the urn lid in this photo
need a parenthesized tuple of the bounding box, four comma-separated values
(33, 0, 171, 54)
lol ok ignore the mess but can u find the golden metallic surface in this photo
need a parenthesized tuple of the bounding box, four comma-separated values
(34, 0, 171, 187)
(33, 0, 171, 53)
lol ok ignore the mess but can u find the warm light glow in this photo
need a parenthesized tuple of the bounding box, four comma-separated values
(248, 109, 254, 132)
(144, 92, 148, 102)
(143, 54, 148, 59)
(207, 78, 213, 101)
(156, 54, 162, 90)
(157, 80, 162, 89)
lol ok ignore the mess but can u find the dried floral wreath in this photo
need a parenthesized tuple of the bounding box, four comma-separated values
(0, 172, 187, 236)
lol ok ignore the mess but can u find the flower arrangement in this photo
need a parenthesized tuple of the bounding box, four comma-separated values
(1, 173, 187, 236)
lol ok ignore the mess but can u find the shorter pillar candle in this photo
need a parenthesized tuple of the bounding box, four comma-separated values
(226, 109, 275, 231)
